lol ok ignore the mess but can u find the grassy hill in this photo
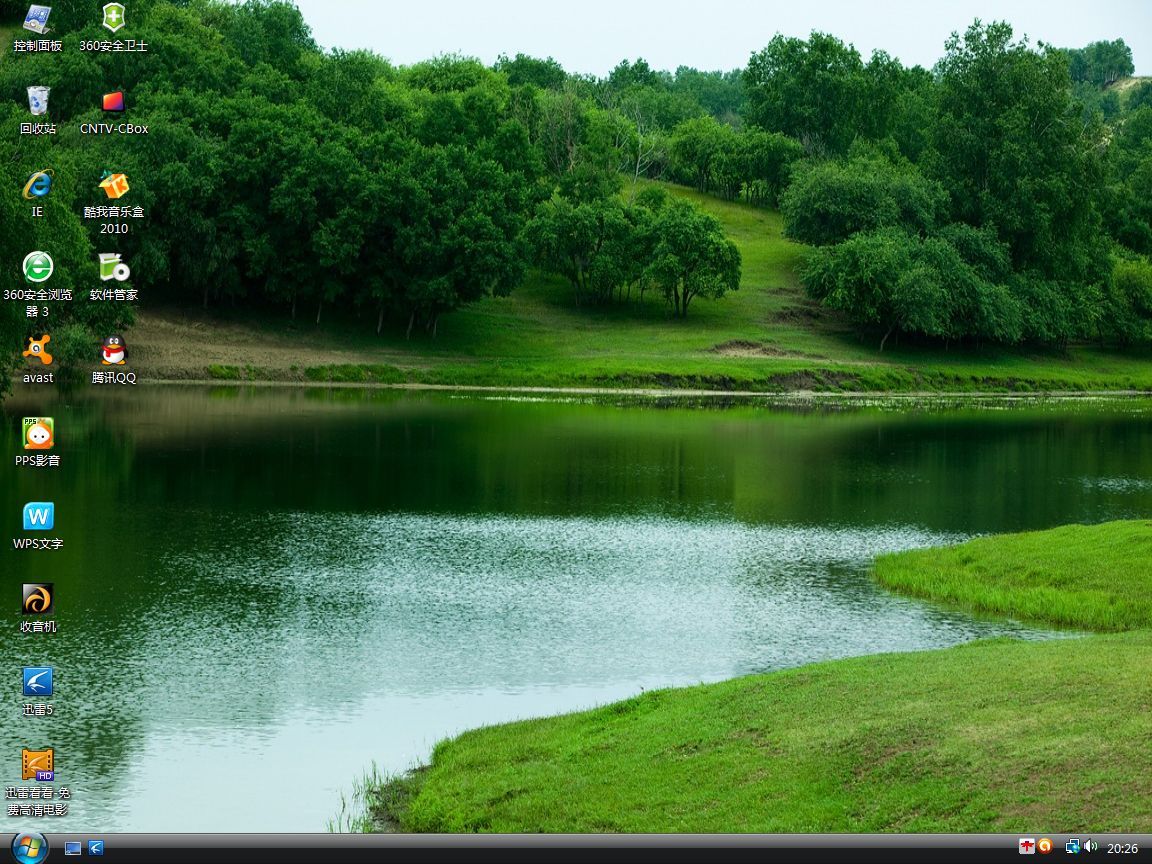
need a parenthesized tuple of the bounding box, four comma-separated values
(124, 182, 1152, 393)
(1109, 75, 1151, 100)
(358, 521, 1152, 833)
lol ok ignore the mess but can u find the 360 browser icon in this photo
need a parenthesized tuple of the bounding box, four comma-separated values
(22, 251, 53, 283)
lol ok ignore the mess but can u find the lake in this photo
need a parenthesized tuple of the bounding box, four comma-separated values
(4, 386, 1151, 831)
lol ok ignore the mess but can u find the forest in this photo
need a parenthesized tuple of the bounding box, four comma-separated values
(2, 0, 1151, 378)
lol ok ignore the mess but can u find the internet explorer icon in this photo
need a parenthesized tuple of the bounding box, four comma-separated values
(23, 169, 53, 199)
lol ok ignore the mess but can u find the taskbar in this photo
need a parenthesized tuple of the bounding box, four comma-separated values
(8, 832, 1145, 861)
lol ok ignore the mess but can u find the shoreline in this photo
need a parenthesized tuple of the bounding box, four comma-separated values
(12, 375, 1152, 401)
(159, 380, 1152, 399)
(356, 521, 1152, 833)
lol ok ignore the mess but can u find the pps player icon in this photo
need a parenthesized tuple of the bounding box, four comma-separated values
(101, 334, 127, 365)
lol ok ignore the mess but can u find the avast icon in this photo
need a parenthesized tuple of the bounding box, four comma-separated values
(1038, 838, 1053, 854)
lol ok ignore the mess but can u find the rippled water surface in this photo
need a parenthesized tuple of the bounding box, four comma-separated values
(3, 388, 1150, 831)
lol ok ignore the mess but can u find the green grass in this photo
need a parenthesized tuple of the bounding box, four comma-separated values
(874, 521, 1152, 632)
(136, 181, 1152, 393)
(362, 521, 1152, 833)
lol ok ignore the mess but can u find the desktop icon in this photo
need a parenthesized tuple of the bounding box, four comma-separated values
(23, 417, 54, 450)
(22, 335, 53, 365)
(102, 3, 125, 32)
(22, 502, 55, 531)
(102, 91, 125, 112)
(22, 169, 53, 199)
(1039, 838, 1053, 854)
(27, 86, 49, 115)
(98, 252, 131, 282)
(23, 5, 51, 33)
(101, 335, 126, 365)
(1020, 838, 1037, 855)
(99, 171, 129, 199)
(64, 841, 82, 857)
(11, 831, 49, 864)
(22, 584, 54, 615)
(1066, 839, 1081, 854)
(22, 251, 53, 283)
(22, 667, 53, 698)
(87, 840, 105, 856)
(21, 747, 54, 781)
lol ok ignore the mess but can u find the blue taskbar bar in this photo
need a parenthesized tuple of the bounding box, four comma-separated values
(8, 832, 1146, 861)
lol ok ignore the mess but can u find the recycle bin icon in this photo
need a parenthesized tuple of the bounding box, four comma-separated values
(27, 86, 50, 116)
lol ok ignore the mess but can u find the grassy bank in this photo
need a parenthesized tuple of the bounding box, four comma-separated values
(874, 521, 1152, 632)
(363, 520, 1152, 833)
(109, 183, 1152, 395)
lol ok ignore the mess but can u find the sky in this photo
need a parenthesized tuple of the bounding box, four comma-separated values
(293, 0, 1151, 76)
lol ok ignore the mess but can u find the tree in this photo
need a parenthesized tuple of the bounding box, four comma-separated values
(801, 227, 1022, 349)
(645, 202, 741, 317)
(495, 53, 567, 90)
(1099, 256, 1152, 345)
(888, 66, 936, 162)
(528, 198, 630, 306)
(744, 33, 869, 155)
(392, 143, 533, 336)
(802, 229, 944, 349)
(733, 130, 804, 205)
(781, 154, 946, 246)
(927, 21, 1111, 339)
(612, 99, 671, 201)
(1063, 39, 1134, 86)
(404, 54, 492, 92)
(607, 58, 661, 91)
(669, 67, 745, 124)
(1105, 107, 1152, 255)
(669, 116, 736, 194)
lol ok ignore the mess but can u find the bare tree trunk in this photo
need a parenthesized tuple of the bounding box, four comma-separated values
(432, 314, 439, 339)
(406, 310, 415, 340)
(879, 323, 896, 352)
(315, 299, 323, 325)
(291, 292, 297, 320)
(377, 305, 385, 335)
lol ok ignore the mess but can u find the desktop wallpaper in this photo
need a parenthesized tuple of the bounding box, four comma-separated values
(1, 0, 1151, 836)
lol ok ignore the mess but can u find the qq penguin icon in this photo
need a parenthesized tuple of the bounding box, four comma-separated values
(101, 335, 127, 366)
